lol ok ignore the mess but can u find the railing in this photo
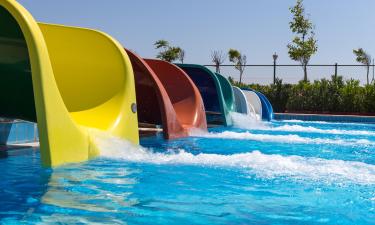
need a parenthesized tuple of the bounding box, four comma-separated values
(204, 64, 375, 85)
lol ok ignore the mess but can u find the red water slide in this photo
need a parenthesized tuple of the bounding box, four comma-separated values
(126, 50, 207, 139)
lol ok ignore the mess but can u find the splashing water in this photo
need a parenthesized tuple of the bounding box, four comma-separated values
(1, 119, 375, 224)
(93, 131, 375, 184)
(229, 112, 375, 136)
(189, 130, 374, 146)
(229, 112, 267, 129)
(249, 124, 375, 136)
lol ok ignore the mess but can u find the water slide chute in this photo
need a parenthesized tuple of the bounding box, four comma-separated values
(244, 89, 263, 119)
(255, 91, 274, 121)
(0, 0, 138, 167)
(241, 88, 273, 121)
(232, 86, 248, 114)
(145, 59, 207, 134)
(176, 64, 233, 126)
(233, 87, 262, 119)
(126, 50, 207, 138)
(215, 72, 235, 114)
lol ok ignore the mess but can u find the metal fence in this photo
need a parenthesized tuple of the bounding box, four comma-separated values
(204, 64, 375, 85)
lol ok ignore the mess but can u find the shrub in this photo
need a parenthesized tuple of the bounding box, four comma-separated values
(230, 75, 375, 114)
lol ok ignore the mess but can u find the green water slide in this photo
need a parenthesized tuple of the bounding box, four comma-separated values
(215, 73, 235, 123)
(176, 64, 234, 126)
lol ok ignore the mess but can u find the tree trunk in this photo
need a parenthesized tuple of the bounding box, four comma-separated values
(303, 64, 308, 82)
(215, 64, 220, 73)
(366, 66, 369, 85)
(239, 71, 243, 84)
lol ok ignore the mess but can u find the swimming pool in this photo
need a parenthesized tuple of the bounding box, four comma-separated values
(0, 114, 374, 224)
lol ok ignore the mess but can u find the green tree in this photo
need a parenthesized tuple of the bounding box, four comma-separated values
(154, 39, 182, 62)
(353, 48, 371, 85)
(228, 49, 247, 84)
(287, 0, 318, 82)
(154, 39, 169, 49)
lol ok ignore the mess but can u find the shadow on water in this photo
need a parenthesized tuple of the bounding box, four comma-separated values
(0, 122, 12, 145)
(0, 150, 7, 158)
(0, 145, 36, 158)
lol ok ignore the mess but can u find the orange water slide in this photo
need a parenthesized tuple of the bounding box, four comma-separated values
(126, 50, 207, 139)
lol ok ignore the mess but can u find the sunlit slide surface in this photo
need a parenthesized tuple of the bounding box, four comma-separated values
(232, 86, 262, 120)
(126, 50, 207, 139)
(0, 0, 138, 167)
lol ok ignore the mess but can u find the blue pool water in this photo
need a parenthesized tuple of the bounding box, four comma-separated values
(0, 114, 374, 224)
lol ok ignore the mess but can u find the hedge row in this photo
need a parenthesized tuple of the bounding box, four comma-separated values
(229, 76, 375, 114)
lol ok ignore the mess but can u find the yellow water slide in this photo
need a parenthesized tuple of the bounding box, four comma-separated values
(0, 0, 139, 167)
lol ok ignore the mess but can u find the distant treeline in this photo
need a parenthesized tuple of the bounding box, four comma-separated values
(230, 76, 375, 115)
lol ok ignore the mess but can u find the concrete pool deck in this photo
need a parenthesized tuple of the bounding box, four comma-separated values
(0, 142, 39, 151)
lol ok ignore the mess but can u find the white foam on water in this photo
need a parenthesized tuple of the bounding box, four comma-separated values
(189, 129, 374, 146)
(258, 124, 375, 136)
(93, 132, 375, 185)
(280, 119, 375, 127)
(230, 112, 375, 136)
(230, 112, 268, 130)
(280, 119, 329, 124)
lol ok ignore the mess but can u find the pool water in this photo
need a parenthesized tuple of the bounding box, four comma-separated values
(0, 113, 374, 224)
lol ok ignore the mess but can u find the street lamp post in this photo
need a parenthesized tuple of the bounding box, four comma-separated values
(273, 52, 278, 84)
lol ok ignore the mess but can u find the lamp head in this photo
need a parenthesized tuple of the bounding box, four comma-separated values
(273, 52, 278, 61)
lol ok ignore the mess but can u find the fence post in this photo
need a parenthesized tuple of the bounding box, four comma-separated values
(334, 63, 338, 79)
(372, 59, 374, 83)
(272, 53, 278, 84)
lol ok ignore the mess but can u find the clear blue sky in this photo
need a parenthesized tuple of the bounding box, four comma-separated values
(17, 0, 375, 84)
